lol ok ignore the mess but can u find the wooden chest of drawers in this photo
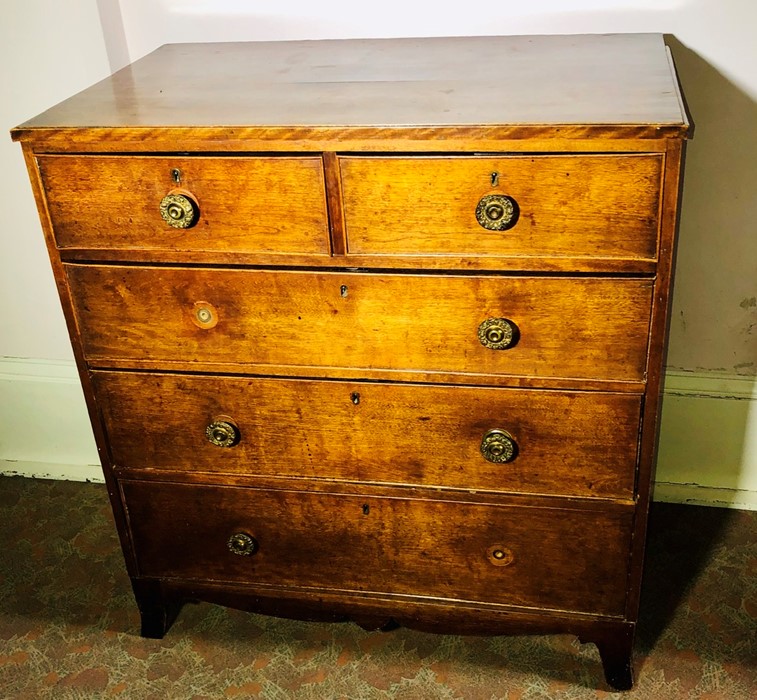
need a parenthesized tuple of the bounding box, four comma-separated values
(12, 34, 689, 690)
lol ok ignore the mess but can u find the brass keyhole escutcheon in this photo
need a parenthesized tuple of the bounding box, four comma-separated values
(478, 318, 517, 350)
(160, 190, 198, 229)
(475, 194, 518, 231)
(206, 418, 240, 448)
(480, 429, 517, 464)
(227, 532, 258, 556)
(486, 545, 515, 567)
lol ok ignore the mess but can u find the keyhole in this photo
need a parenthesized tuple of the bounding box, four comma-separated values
(362, 504, 370, 515)
(491, 172, 499, 187)
(340, 285, 348, 298)
(172, 168, 181, 184)
(350, 392, 360, 405)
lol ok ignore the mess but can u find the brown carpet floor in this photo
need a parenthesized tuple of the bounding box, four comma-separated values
(0, 475, 754, 699)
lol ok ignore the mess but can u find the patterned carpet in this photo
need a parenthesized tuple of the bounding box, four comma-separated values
(0, 475, 754, 699)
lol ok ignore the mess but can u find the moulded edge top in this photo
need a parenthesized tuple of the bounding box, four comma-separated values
(11, 33, 690, 145)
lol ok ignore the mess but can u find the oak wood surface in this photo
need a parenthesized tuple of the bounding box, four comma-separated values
(38, 155, 330, 255)
(121, 479, 633, 616)
(624, 139, 686, 620)
(112, 469, 637, 511)
(17, 132, 678, 155)
(12, 34, 687, 147)
(341, 154, 662, 260)
(66, 265, 654, 382)
(151, 577, 636, 627)
(10, 34, 690, 690)
(85, 362, 648, 394)
(322, 151, 347, 256)
(55, 246, 660, 274)
(94, 371, 642, 499)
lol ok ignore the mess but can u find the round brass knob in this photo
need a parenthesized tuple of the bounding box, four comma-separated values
(481, 429, 517, 463)
(206, 419, 240, 448)
(159, 191, 198, 228)
(227, 532, 258, 556)
(478, 318, 517, 350)
(475, 194, 518, 231)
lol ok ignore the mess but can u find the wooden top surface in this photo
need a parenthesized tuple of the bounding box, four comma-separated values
(12, 34, 688, 144)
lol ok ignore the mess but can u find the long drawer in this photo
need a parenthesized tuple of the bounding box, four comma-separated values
(67, 266, 654, 382)
(339, 154, 662, 260)
(38, 155, 330, 255)
(95, 371, 642, 499)
(122, 480, 633, 616)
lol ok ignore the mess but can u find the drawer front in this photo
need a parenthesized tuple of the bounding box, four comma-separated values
(38, 155, 330, 255)
(68, 266, 653, 382)
(96, 372, 641, 498)
(340, 155, 662, 260)
(122, 481, 633, 616)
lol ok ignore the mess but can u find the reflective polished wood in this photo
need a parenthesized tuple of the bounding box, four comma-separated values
(12, 34, 689, 691)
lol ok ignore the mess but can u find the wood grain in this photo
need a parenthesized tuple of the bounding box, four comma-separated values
(94, 371, 642, 499)
(54, 246, 660, 274)
(14, 130, 678, 154)
(341, 154, 662, 260)
(13, 35, 687, 145)
(38, 155, 330, 254)
(624, 138, 687, 620)
(66, 265, 654, 382)
(122, 479, 633, 616)
(144, 576, 637, 637)
(11, 33, 690, 689)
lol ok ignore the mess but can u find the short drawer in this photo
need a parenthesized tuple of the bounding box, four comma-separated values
(38, 155, 330, 255)
(122, 480, 633, 616)
(67, 266, 653, 382)
(340, 154, 662, 261)
(96, 371, 641, 499)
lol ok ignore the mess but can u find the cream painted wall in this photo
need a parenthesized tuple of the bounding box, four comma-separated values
(0, 1, 112, 361)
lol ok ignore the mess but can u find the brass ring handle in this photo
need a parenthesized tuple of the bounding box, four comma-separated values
(481, 429, 518, 463)
(160, 191, 198, 228)
(478, 318, 517, 350)
(227, 532, 258, 556)
(206, 419, 240, 448)
(475, 194, 518, 230)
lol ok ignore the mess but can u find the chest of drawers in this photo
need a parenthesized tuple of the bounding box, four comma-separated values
(12, 34, 689, 690)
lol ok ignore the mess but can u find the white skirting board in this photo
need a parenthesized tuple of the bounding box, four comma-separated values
(1, 358, 756, 510)
(0, 358, 101, 481)
(655, 370, 757, 510)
